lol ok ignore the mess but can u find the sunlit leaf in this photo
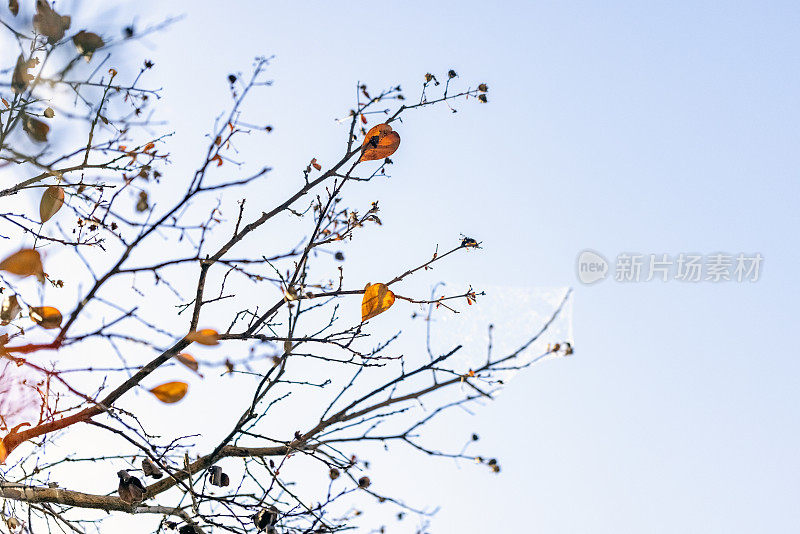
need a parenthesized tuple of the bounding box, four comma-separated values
(360, 124, 400, 162)
(29, 306, 62, 329)
(0, 249, 44, 280)
(185, 328, 219, 346)
(22, 115, 49, 143)
(0, 439, 6, 464)
(33, 0, 71, 44)
(361, 283, 395, 321)
(175, 352, 199, 372)
(39, 185, 64, 223)
(149, 381, 188, 404)
(72, 30, 104, 61)
(1, 294, 21, 325)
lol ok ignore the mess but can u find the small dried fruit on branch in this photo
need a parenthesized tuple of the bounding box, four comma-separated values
(43, 107, 54, 118)
(72, 30, 104, 61)
(478, 83, 488, 92)
(149, 381, 188, 403)
(33, 0, 71, 44)
(329, 467, 340, 480)
(29, 306, 62, 329)
(361, 283, 395, 321)
(0, 249, 44, 280)
(358, 476, 371, 488)
(39, 185, 64, 223)
(186, 328, 219, 345)
(360, 124, 400, 162)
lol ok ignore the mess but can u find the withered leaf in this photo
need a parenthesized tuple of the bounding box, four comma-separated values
(0, 249, 44, 280)
(33, 0, 71, 44)
(149, 381, 188, 404)
(30, 306, 62, 329)
(175, 352, 200, 373)
(185, 328, 219, 346)
(141, 458, 163, 479)
(1, 294, 21, 325)
(43, 107, 54, 118)
(11, 54, 39, 95)
(9, 0, 19, 16)
(72, 30, 104, 61)
(22, 115, 49, 143)
(40, 185, 64, 223)
(135, 190, 149, 212)
(360, 124, 400, 162)
(361, 283, 395, 322)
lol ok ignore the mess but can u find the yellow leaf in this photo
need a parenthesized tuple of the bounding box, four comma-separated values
(360, 124, 400, 162)
(29, 306, 62, 329)
(0, 439, 6, 464)
(175, 353, 199, 372)
(186, 328, 219, 346)
(149, 381, 188, 404)
(0, 249, 44, 280)
(39, 185, 64, 223)
(361, 283, 395, 321)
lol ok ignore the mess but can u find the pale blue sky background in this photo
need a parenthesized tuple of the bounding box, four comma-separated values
(16, 1, 800, 532)
(138, 1, 800, 532)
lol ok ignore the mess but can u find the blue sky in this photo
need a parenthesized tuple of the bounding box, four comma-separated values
(136, 1, 800, 532)
(6, 1, 798, 532)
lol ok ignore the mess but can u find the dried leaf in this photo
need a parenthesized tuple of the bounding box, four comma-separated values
(1, 294, 21, 325)
(9, 0, 19, 16)
(39, 185, 64, 223)
(72, 30, 104, 61)
(22, 115, 49, 143)
(135, 190, 149, 212)
(360, 124, 400, 162)
(43, 107, 54, 118)
(141, 458, 163, 479)
(175, 353, 199, 372)
(33, 0, 71, 44)
(0, 249, 44, 279)
(361, 283, 395, 321)
(11, 54, 37, 94)
(29, 306, 62, 329)
(185, 328, 219, 346)
(211, 154, 223, 167)
(0, 440, 6, 464)
(149, 381, 188, 404)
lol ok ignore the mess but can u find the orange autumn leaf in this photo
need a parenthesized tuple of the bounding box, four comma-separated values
(211, 154, 223, 167)
(40, 185, 65, 223)
(361, 283, 395, 322)
(0, 439, 6, 464)
(360, 123, 400, 162)
(149, 381, 188, 404)
(186, 328, 219, 346)
(175, 352, 199, 372)
(0, 249, 44, 280)
(29, 306, 62, 329)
